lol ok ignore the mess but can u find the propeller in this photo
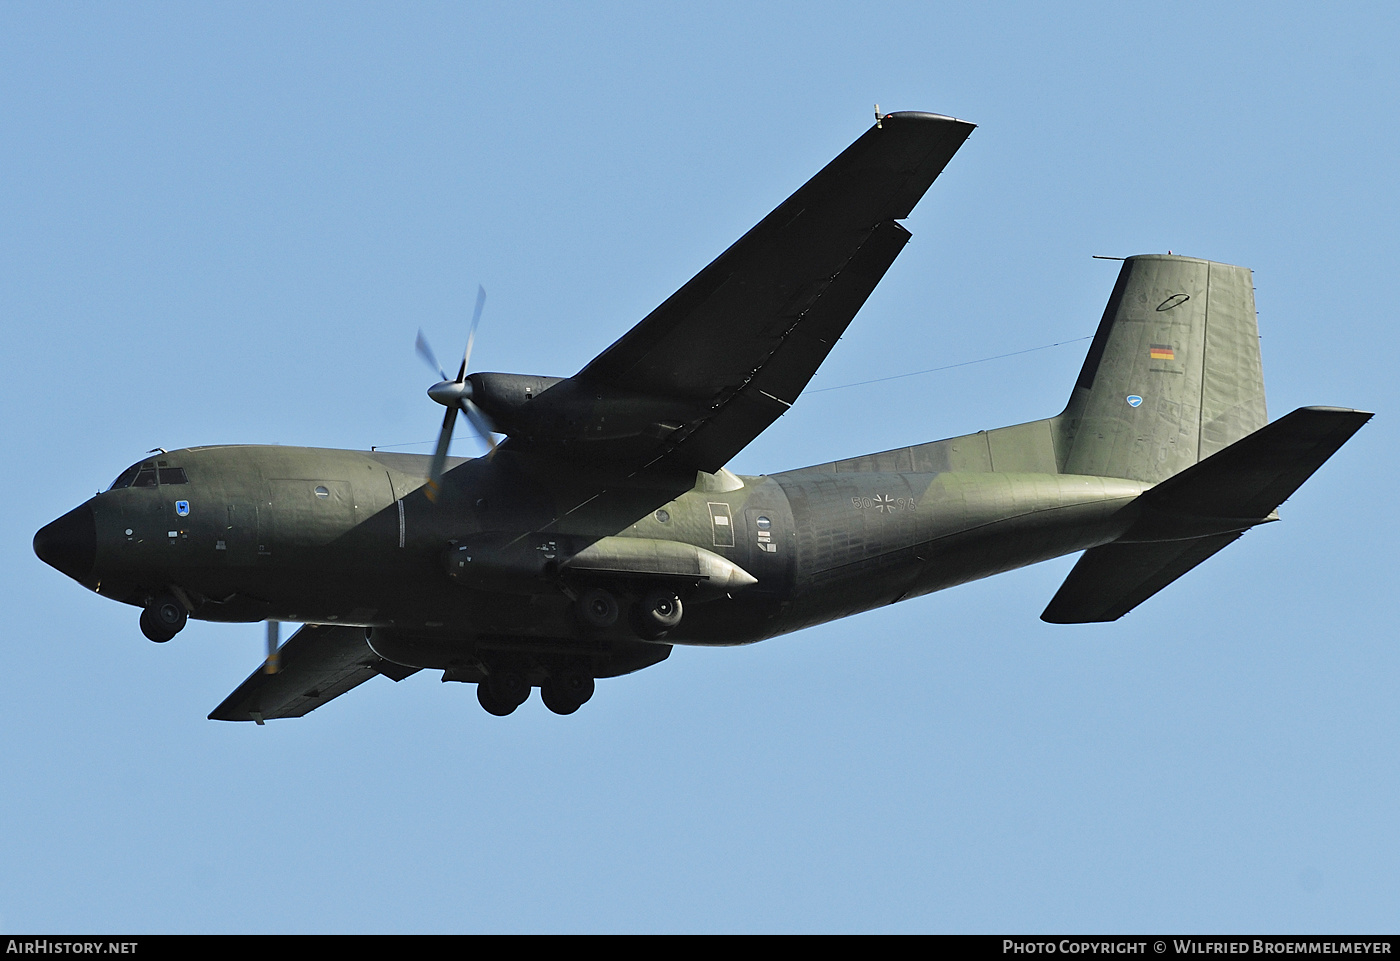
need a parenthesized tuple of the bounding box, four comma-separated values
(416, 285, 498, 501)
(264, 620, 280, 675)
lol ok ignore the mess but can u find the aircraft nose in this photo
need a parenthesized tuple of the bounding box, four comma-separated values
(34, 503, 96, 583)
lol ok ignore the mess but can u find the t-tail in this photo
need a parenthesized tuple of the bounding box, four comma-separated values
(1040, 254, 1370, 622)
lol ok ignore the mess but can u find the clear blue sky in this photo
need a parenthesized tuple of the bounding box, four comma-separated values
(3, 2, 1397, 933)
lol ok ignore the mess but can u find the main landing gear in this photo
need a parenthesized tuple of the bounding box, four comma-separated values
(575, 586, 684, 641)
(139, 592, 187, 643)
(470, 582, 681, 717)
(540, 671, 595, 715)
(630, 587, 683, 640)
(477, 670, 530, 716)
(475, 667, 596, 717)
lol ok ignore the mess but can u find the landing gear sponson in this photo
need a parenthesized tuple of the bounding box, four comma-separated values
(462, 584, 679, 716)
(206, 624, 648, 723)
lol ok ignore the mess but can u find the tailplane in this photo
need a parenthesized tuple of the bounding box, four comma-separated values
(1043, 405, 1372, 622)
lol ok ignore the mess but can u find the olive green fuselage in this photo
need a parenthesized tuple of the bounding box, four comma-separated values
(77, 443, 1147, 664)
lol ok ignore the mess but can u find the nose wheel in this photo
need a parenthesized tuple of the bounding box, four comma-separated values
(139, 592, 187, 643)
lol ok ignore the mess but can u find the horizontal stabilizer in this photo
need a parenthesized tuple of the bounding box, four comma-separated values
(1129, 406, 1373, 524)
(209, 623, 419, 722)
(1042, 406, 1371, 623)
(1040, 533, 1243, 623)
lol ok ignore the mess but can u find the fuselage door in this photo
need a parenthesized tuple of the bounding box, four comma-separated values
(261, 479, 359, 559)
(707, 501, 736, 549)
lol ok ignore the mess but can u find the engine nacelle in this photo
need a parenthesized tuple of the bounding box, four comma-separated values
(468, 373, 694, 445)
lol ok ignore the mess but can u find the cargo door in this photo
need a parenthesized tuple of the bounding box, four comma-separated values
(261, 479, 358, 559)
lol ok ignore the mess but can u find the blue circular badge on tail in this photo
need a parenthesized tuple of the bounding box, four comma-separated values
(1126, 395, 1143, 408)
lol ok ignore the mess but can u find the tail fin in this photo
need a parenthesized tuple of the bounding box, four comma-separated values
(1057, 254, 1267, 483)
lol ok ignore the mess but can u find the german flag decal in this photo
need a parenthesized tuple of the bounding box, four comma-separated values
(1149, 343, 1176, 361)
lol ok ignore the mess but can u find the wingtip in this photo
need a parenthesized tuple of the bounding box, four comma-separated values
(880, 110, 977, 129)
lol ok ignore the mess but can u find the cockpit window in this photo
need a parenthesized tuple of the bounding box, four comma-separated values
(108, 460, 183, 490)
(108, 464, 141, 490)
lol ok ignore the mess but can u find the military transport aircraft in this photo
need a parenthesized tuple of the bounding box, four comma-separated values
(34, 111, 1370, 721)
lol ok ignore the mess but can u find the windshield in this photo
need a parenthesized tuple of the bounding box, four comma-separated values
(108, 460, 188, 490)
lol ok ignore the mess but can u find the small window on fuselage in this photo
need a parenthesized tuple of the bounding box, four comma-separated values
(158, 467, 188, 485)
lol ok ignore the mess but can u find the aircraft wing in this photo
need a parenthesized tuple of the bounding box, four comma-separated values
(564, 111, 975, 475)
(209, 623, 419, 722)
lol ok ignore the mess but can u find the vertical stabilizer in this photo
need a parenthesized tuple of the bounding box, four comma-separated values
(1058, 255, 1267, 483)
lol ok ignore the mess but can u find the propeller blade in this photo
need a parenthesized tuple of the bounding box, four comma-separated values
(420, 284, 491, 497)
(458, 285, 487, 379)
(264, 620, 281, 675)
(425, 404, 458, 502)
(462, 399, 499, 457)
(415, 330, 449, 382)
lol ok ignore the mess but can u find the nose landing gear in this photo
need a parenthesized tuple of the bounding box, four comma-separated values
(139, 592, 187, 643)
